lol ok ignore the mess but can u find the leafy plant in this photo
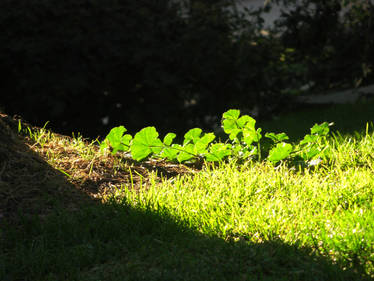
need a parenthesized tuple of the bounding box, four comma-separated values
(101, 126, 132, 155)
(131, 127, 163, 161)
(221, 109, 262, 160)
(296, 122, 333, 161)
(268, 142, 293, 163)
(100, 109, 333, 167)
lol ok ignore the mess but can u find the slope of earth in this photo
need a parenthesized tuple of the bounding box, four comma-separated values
(0, 112, 193, 222)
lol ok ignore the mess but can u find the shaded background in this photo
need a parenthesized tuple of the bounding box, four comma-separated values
(0, 0, 373, 139)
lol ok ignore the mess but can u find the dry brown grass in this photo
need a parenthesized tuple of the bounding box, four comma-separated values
(0, 112, 194, 222)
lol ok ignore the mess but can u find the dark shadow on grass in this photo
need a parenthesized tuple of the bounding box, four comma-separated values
(0, 114, 372, 281)
(2, 200, 373, 280)
(0, 113, 100, 220)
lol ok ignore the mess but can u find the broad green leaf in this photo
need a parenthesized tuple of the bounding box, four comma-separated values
(268, 142, 293, 163)
(106, 126, 126, 140)
(131, 144, 151, 161)
(200, 133, 216, 144)
(228, 128, 242, 141)
(131, 127, 163, 161)
(310, 122, 330, 136)
(237, 115, 255, 129)
(243, 130, 255, 146)
(206, 143, 231, 162)
(265, 132, 289, 143)
(177, 143, 195, 163)
(104, 126, 132, 154)
(222, 119, 238, 135)
(299, 134, 319, 145)
(184, 128, 202, 145)
(160, 144, 179, 161)
(222, 109, 241, 136)
(121, 134, 132, 148)
(221, 110, 254, 141)
(243, 127, 262, 145)
(222, 109, 240, 120)
(163, 133, 176, 146)
(240, 115, 256, 130)
(195, 133, 215, 153)
(162, 148, 178, 161)
(300, 146, 320, 160)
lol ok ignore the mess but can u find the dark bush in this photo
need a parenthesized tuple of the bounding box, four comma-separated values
(0, 0, 188, 137)
(9, 0, 374, 139)
(1, 0, 291, 138)
(272, 0, 374, 92)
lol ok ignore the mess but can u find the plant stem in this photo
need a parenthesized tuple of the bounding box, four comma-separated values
(149, 144, 199, 158)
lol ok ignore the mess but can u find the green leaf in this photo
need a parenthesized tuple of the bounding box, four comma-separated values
(268, 142, 293, 163)
(265, 132, 289, 143)
(243, 127, 262, 145)
(160, 144, 179, 161)
(103, 126, 132, 154)
(200, 132, 216, 144)
(177, 143, 195, 163)
(184, 128, 202, 145)
(229, 128, 243, 141)
(121, 134, 132, 148)
(222, 109, 241, 138)
(237, 115, 255, 129)
(222, 109, 240, 120)
(163, 133, 176, 146)
(310, 122, 330, 136)
(206, 143, 232, 161)
(299, 134, 319, 145)
(239, 115, 256, 130)
(300, 146, 320, 160)
(195, 133, 215, 153)
(131, 127, 163, 161)
(222, 118, 238, 134)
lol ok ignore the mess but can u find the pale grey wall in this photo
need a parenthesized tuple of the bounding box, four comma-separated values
(173, 0, 374, 32)
(235, 0, 284, 27)
(236, 0, 374, 28)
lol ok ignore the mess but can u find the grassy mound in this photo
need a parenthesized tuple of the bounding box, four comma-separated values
(0, 112, 373, 280)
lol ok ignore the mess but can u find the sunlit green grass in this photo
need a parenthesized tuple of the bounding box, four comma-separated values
(120, 129, 374, 277)
(1, 122, 374, 280)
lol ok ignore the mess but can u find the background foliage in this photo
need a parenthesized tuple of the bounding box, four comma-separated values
(0, 0, 373, 138)
(272, 0, 374, 91)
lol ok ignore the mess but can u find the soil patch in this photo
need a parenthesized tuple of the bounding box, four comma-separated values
(0, 112, 195, 222)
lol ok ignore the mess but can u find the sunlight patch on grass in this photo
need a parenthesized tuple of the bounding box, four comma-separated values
(118, 133, 374, 276)
(1, 117, 373, 280)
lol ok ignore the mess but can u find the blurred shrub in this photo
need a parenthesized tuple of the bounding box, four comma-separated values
(4, 0, 370, 138)
(0, 0, 289, 137)
(272, 0, 374, 92)
(0, 0, 186, 136)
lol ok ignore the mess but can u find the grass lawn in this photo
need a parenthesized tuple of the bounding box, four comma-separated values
(0, 110, 373, 281)
(258, 100, 374, 141)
